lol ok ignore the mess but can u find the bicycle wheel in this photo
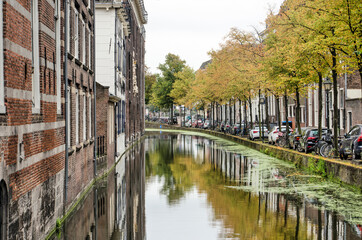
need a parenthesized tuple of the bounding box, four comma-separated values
(278, 137, 287, 148)
(320, 144, 333, 158)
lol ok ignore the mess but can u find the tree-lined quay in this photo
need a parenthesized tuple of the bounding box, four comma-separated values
(146, 0, 362, 162)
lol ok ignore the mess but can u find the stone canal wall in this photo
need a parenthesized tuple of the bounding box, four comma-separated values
(146, 122, 362, 189)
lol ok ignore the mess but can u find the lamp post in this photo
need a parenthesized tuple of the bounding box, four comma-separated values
(324, 77, 332, 129)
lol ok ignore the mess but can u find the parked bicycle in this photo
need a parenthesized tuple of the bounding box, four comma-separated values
(319, 133, 335, 158)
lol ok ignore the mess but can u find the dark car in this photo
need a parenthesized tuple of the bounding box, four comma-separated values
(339, 124, 362, 160)
(299, 128, 330, 153)
(232, 123, 242, 135)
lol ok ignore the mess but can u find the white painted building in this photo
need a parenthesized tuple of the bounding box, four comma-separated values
(95, 0, 130, 229)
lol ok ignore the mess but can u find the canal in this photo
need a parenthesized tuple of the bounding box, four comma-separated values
(61, 130, 362, 239)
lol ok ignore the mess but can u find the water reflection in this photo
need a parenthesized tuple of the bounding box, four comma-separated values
(61, 132, 361, 240)
(61, 141, 145, 240)
(145, 132, 361, 240)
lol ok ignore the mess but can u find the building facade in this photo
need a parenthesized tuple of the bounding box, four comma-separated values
(0, 0, 66, 238)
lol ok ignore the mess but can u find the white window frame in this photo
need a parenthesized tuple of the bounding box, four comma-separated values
(83, 93, 86, 142)
(75, 89, 79, 145)
(88, 30, 92, 69)
(81, 19, 85, 63)
(89, 95, 92, 139)
(0, 0, 5, 113)
(32, 0, 40, 113)
(108, 105, 114, 143)
(67, 3, 70, 53)
(74, 8, 79, 59)
(55, 0, 61, 114)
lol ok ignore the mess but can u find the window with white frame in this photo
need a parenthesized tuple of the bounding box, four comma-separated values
(89, 95, 92, 139)
(340, 89, 344, 108)
(0, 0, 5, 113)
(108, 105, 114, 143)
(55, 0, 61, 113)
(74, 8, 79, 59)
(81, 19, 85, 63)
(83, 93, 86, 142)
(32, 0, 40, 113)
(75, 89, 79, 145)
(67, 3, 70, 53)
(88, 30, 92, 69)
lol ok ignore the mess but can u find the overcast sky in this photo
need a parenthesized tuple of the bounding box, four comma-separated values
(144, 0, 284, 73)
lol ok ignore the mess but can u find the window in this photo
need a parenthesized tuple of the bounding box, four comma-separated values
(88, 30, 92, 69)
(0, 0, 4, 114)
(75, 89, 79, 145)
(81, 19, 85, 63)
(348, 112, 352, 132)
(117, 102, 121, 134)
(89, 95, 92, 139)
(74, 9, 79, 59)
(67, 3, 70, 53)
(55, 0, 61, 114)
(108, 105, 114, 143)
(122, 100, 125, 133)
(340, 89, 344, 108)
(83, 93, 86, 142)
(32, 0, 40, 113)
(67, 87, 71, 146)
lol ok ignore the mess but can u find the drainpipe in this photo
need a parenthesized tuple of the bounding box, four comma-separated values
(64, 0, 69, 210)
(93, 0, 97, 239)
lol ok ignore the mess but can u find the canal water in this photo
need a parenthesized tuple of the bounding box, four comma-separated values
(62, 130, 362, 240)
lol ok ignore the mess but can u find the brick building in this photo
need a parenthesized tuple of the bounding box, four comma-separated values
(64, 0, 95, 208)
(124, 0, 147, 144)
(0, 0, 65, 238)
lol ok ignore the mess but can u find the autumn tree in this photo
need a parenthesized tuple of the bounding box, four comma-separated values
(151, 53, 186, 122)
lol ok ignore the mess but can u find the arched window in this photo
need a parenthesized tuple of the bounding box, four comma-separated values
(0, 180, 8, 240)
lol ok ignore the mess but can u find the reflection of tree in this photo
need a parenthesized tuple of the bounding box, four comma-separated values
(146, 136, 194, 205)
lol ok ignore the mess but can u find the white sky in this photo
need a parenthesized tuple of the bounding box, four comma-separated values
(144, 0, 284, 74)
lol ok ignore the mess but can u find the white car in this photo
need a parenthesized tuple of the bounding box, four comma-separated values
(185, 120, 192, 127)
(249, 126, 269, 140)
(268, 126, 292, 144)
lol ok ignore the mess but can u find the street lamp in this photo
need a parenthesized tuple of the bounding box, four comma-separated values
(324, 77, 332, 129)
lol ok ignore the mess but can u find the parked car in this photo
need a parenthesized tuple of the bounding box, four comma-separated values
(203, 120, 211, 129)
(197, 119, 204, 128)
(268, 126, 292, 145)
(249, 126, 269, 140)
(232, 123, 242, 135)
(225, 122, 231, 133)
(339, 124, 362, 160)
(185, 120, 192, 127)
(299, 128, 330, 153)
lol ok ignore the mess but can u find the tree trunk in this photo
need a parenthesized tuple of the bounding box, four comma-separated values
(331, 47, 339, 156)
(276, 96, 281, 131)
(296, 86, 301, 134)
(265, 91, 270, 131)
(258, 89, 262, 135)
(216, 103, 219, 127)
(284, 91, 289, 147)
(229, 99, 232, 124)
(170, 104, 174, 125)
(224, 104, 227, 122)
(249, 96, 253, 129)
(318, 72, 323, 139)
(244, 100, 247, 135)
(239, 99, 242, 124)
